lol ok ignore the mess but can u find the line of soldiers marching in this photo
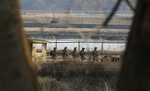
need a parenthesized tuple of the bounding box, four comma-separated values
(49, 47, 99, 61)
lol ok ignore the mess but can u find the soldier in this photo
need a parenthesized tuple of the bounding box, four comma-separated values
(62, 47, 69, 60)
(79, 47, 86, 61)
(72, 47, 79, 59)
(50, 47, 57, 61)
(91, 47, 99, 62)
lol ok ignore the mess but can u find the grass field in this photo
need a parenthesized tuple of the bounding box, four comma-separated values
(38, 61, 121, 91)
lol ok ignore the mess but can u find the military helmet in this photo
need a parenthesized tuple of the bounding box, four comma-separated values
(94, 47, 97, 49)
(82, 47, 85, 50)
(54, 47, 57, 49)
(74, 47, 77, 49)
(64, 47, 67, 49)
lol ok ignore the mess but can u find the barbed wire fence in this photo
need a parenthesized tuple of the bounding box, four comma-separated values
(22, 0, 138, 91)
(23, 0, 136, 55)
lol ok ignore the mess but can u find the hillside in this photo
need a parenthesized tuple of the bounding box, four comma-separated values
(20, 0, 134, 13)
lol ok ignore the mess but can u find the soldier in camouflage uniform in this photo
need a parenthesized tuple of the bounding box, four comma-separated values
(62, 47, 69, 61)
(72, 47, 79, 60)
(79, 47, 86, 61)
(50, 47, 57, 61)
(91, 47, 99, 62)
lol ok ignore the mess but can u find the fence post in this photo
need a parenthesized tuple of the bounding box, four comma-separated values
(56, 39, 57, 48)
(123, 36, 127, 44)
(99, 36, 104, 57)
(53, 36, 57, 48)
(101, 41, 104, 57)
(78, 40, 80, 52)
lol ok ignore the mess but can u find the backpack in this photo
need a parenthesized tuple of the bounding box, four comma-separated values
(50, 51, 53, 56)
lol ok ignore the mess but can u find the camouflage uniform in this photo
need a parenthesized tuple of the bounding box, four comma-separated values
(72, 47, 79, 59)
(62, 47, 69, 60)
(79, 48, 86, 61)
(50, 47, 57, 61)
(91, 47, 99, 62)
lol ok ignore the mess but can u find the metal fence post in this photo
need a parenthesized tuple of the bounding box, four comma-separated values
(78, 40, 80, 52)
(99, 36, 104, 57)
(76, 36, 80, 52)
(123, 36, 127, 44)
(102, 42, 104, 54)
(56, 39, 58, 48)
(53, 36, 57, 48)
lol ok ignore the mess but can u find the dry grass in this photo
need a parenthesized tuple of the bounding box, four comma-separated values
(38, 61, 121, 91)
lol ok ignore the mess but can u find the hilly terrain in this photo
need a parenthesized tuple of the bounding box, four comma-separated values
(20, 0, 135, 13)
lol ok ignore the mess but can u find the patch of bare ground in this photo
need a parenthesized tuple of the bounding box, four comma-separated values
(38, 61, 121, 91)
